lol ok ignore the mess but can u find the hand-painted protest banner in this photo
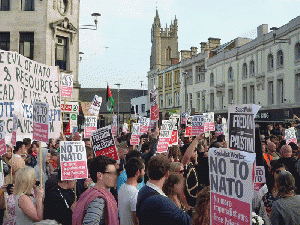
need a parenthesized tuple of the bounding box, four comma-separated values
(157, 120, 174, 153)
(84, 116, 97, 138)
(209, 148, 256, 225)
(0, 50, 61, 142)
(60, 73, 73, 98)
(254, 166, 266, 191)
(89, 95, 102, 116)
(122, 123, 128, 134)
(130, 123, 140, 145)
(33, 102, 49, 143)
(112, 115, 118, 137)
(191, 115, 204, 136)
(150, 89, 159, 121)
(139, 116, 150, 134)
(0, 122, 6, 156)
(60, 141, 88, 180)
(182, 112, 189, 125)
(91, 126, 118, 160)
(203, 112, 215, 132)
(11, 114, 18, 146)
(285, 127, 297, 144)
(228, 104, 260, 153)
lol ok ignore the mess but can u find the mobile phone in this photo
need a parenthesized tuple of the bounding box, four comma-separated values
(35, 181, 40, 186)
(6, 184, 14, 195)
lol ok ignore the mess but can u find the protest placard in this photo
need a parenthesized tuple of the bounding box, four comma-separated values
(91, 126, 118, 160)
(228, 104, 260, 153)
(60, 141, 88, 180)
(203, 112, 215, 132)
(84, 116, 97, 138)
(11, 114, 18, 146)
(122, 123, 128, 134)
(0, 50, 61, 142)
(150, 89, 159, 121)
(170, 114, 180, 130)
(285, 127, 297, 144)
(157, 120, 174, 153)
(112, 115, 118, 137)
(130, 123, 140, 146)
(60, 73, 73, 98)
(254, 166, 266, 191)
(32, 102, 49, 143)
(169, 130, 178, 146)
(209, 148, 256, 225)
(185, 116, 193, 137)
(139, 116, 150, 134)
(182, 112, 189, 125)
(89, 95, 102, 116)
(0, 122, 6, 156)
(191, 115, 204, 136)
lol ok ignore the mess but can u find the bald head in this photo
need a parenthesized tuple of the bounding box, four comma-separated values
(267, 142, 276, 153)
(280, 145, 292, 158)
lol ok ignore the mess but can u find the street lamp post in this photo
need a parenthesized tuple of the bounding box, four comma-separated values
(115, 83, 121, 136)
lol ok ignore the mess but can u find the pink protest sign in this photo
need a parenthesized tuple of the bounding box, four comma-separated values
(61, 73, 73, 98)
(157, 120, 173, 153)
(150, 90, 159, 121)
(285, 127, 297, 144)
(60, 141, 88, 180)
(130, 123, 140, 146)
(139, 117, 150, 134)
(111, 115, 118, 137)
(191, 115, 204, 136)
(209, 148, 255, 225)
(203, 112, 215, 132)
(0, 122, 6, 156)
(181, 112, 189, 125)
(169, 130, 178, 145)
(84, 116, 97, 138)
(33, 102, 49, 143)
(11, 114, 18, 146)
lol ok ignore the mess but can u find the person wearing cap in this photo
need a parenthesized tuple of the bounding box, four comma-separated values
(270, 171, 300, 225)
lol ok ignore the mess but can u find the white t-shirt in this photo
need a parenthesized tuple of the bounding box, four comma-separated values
(118, 184, 139, 225)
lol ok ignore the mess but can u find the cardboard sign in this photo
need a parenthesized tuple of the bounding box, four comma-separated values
(157, 120, 174, 153)
(191, 115, 204, 136)
(112, 115, 118, 137)
(228, 104, 260, 153)
(11, 114, 18, 146)
(130, 123, 140, 145)
(89, 95, 103, 116)
(60, 141, 88, 180)
(122, 123, 128, 134)
(61, 73, 73, 98)
(182, 112, 189, 125)
(150, 89, 159, 121)
(139, 116, 150, 134)
(254, 166, 266, 191)
(169, 130, 178, 145)
(209, 148, 255, 225)
(32, 102, 49, 143)
(285, 127, 297, 144)
(91, 126, 118, 160)
(185, 116, 193, 137)
(84, 116, 97, 138)
(170, 114, 180, 130)
(149, 120, 155, 131)
(0, 122, 6, 156)
(0, 50, 61, 142)
(203, 112, 215, 132)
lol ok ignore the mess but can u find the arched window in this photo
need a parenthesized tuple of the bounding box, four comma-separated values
(249, 61, 255, 76)
(228, 67, 233, 82)
(242, 63, 247, 79)
(166, 46, 171, 61)
(277, 50, 284, 68)
(295, 43, 300, 61)
(267, 54, 274, 71)
(210, 73, 214, 87)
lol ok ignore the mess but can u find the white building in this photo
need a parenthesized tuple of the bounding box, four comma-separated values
(131, 95, 149, 119)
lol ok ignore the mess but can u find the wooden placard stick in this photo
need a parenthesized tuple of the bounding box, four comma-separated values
(39, 142, 43, 184)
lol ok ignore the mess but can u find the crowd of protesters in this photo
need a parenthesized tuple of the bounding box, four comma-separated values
(0, 117, 300, 224)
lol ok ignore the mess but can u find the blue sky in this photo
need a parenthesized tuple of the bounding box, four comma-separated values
(78, 0, 300, 90)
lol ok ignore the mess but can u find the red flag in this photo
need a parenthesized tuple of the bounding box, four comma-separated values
(64, 120, 71, 135)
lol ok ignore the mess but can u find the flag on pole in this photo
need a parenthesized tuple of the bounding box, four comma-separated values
(106, 84, 114, 114)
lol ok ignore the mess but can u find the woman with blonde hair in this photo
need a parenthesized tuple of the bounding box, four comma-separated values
(170, 162, 185, 175)
(14, 166, 44, 224)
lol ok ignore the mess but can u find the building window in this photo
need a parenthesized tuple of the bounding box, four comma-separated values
(228, 89, 233, 105)
(249, 61, 255, 76)
(22, 0, 34, 11)
(131, 106, 134, 114)
(135, 105, 139, 114)
(242, 63, 247, 79)
(250, 85, 255, 104)
(19, 32, 34, 59)
(159, 95, 163, 108)
(210, 93, 214, 111)
(277, 79, 284, 104)
(0, 32, 10, 51)
(202, 91, 206, 112)
(166, 46, 171, 61)
(0, 0, 9, 11)
(243, 87, 247, 104)
(267, 54, 274, 71)
(174, 91, 180, 106)
(197, 66, 205, 83)
(166, 93, 172, 107)
(55, 36, 68, 71)
(210, 73, 214, 87)
(218, 92, 223, 110)
(228, 67, 233, 82)
(268, 81, 274, 105)
(295, 74, 300, 102)
(185, 70, 193, 86)
(277, 50, 284, 68)
(295, 43, 300, 61)
(141, 104, 145, 113)
(189, 93, 193, 110)
(197, 92, 201, 112)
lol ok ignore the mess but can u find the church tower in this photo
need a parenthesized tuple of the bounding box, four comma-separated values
(150, 9, 179, 71)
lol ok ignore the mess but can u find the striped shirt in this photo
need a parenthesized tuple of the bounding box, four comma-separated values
(83, 197, 106, 225)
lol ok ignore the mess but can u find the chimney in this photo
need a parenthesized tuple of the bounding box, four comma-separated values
(200, 42, 207, 53)
(257, 24, 268, 38)
(190, 47, 198, 56)
(208, 38, 221, 50)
